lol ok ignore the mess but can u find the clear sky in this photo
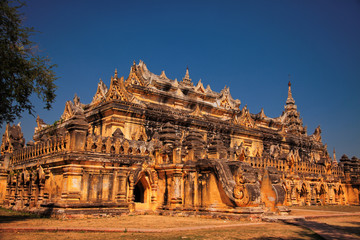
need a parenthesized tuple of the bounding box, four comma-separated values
(2, 0, 360, 159)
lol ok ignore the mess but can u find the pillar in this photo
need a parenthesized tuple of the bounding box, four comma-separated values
(61, 166, 83, 202)
(170, 171, 183, 208)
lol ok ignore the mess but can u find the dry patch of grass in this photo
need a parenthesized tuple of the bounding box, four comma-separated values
(0, 223, 321, 240)
(1, 214, 234, 229)
(0, 207, 322, 239)
(290, 205, 360, 213)
(0, 209, 238, 229)
(289, 205, 360, 216)
(290, 209, 335, 216)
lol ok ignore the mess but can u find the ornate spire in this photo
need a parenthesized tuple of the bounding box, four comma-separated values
(184, 66, 190, 79)
(182, 66, 193, 86)
(114, 68, 118, 79)
(333, 148, 337, 164)
(286, 80, 295, 105)
(281, 78, 305, 135)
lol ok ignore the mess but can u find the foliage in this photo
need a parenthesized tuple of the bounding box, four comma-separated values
(0, 0, 57, 124)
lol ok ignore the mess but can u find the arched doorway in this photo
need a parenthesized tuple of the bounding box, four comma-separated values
(133, 175, 151, 210)
(134, 181, 145, 203)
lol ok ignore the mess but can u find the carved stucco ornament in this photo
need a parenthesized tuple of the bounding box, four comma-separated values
(233, 105, 256, 128)
(233, 168, 250, 206)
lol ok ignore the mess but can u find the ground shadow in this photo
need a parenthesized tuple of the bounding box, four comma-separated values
(0, 206, 52, 223)
(326, 221, 360, 237)
(246, 229, 324, 240)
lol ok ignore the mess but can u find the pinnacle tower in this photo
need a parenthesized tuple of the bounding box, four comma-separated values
(182, 67, 193, 86)
(282, 81, 305, 135)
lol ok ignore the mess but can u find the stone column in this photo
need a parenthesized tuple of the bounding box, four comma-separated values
(151, 171, 158, 204)
(290, 186, 297, 205)
(30, 178, 37, 208)
(9, 183, 15, 206)
(61, 166, 83, 203)
(328, 185, 333, 204)
(15, 175, 22, 208)
(170, 171, 183, 208)
(151, 182, 157, 203)
(306, 190, 311, 206)
(316, 192, 320, 205)
(0, 169, 8, 205)
(23, 181, 29, 207)
(42, 170, 51, 204)
(127, 174, 135, 212)
(194, 172, 199, 209)
(116, 172, 127, 203)
(37, 184, 45, 207)
(285, 186, 291, 206)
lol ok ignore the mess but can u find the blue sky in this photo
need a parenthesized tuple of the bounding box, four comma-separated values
(2, 0, 360, 159)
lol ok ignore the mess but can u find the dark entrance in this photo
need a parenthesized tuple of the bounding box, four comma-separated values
(134, 181, 145, 203)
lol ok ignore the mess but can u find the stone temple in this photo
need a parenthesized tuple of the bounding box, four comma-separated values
(0, 61, 359, 217)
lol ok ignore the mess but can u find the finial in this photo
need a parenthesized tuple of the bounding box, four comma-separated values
(286, 76, 295, 105)
(185, 67, 190, 78)
(114, 68, 118, 78)
(182, 66, 192, 85)
(288, 74, 291, 86)
(333, 147, 337, 163)
(133, 60, 136, 66)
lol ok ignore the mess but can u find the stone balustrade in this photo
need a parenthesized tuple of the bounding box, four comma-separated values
(10, 137, 67, 165)
(245, 156, 343, 177)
